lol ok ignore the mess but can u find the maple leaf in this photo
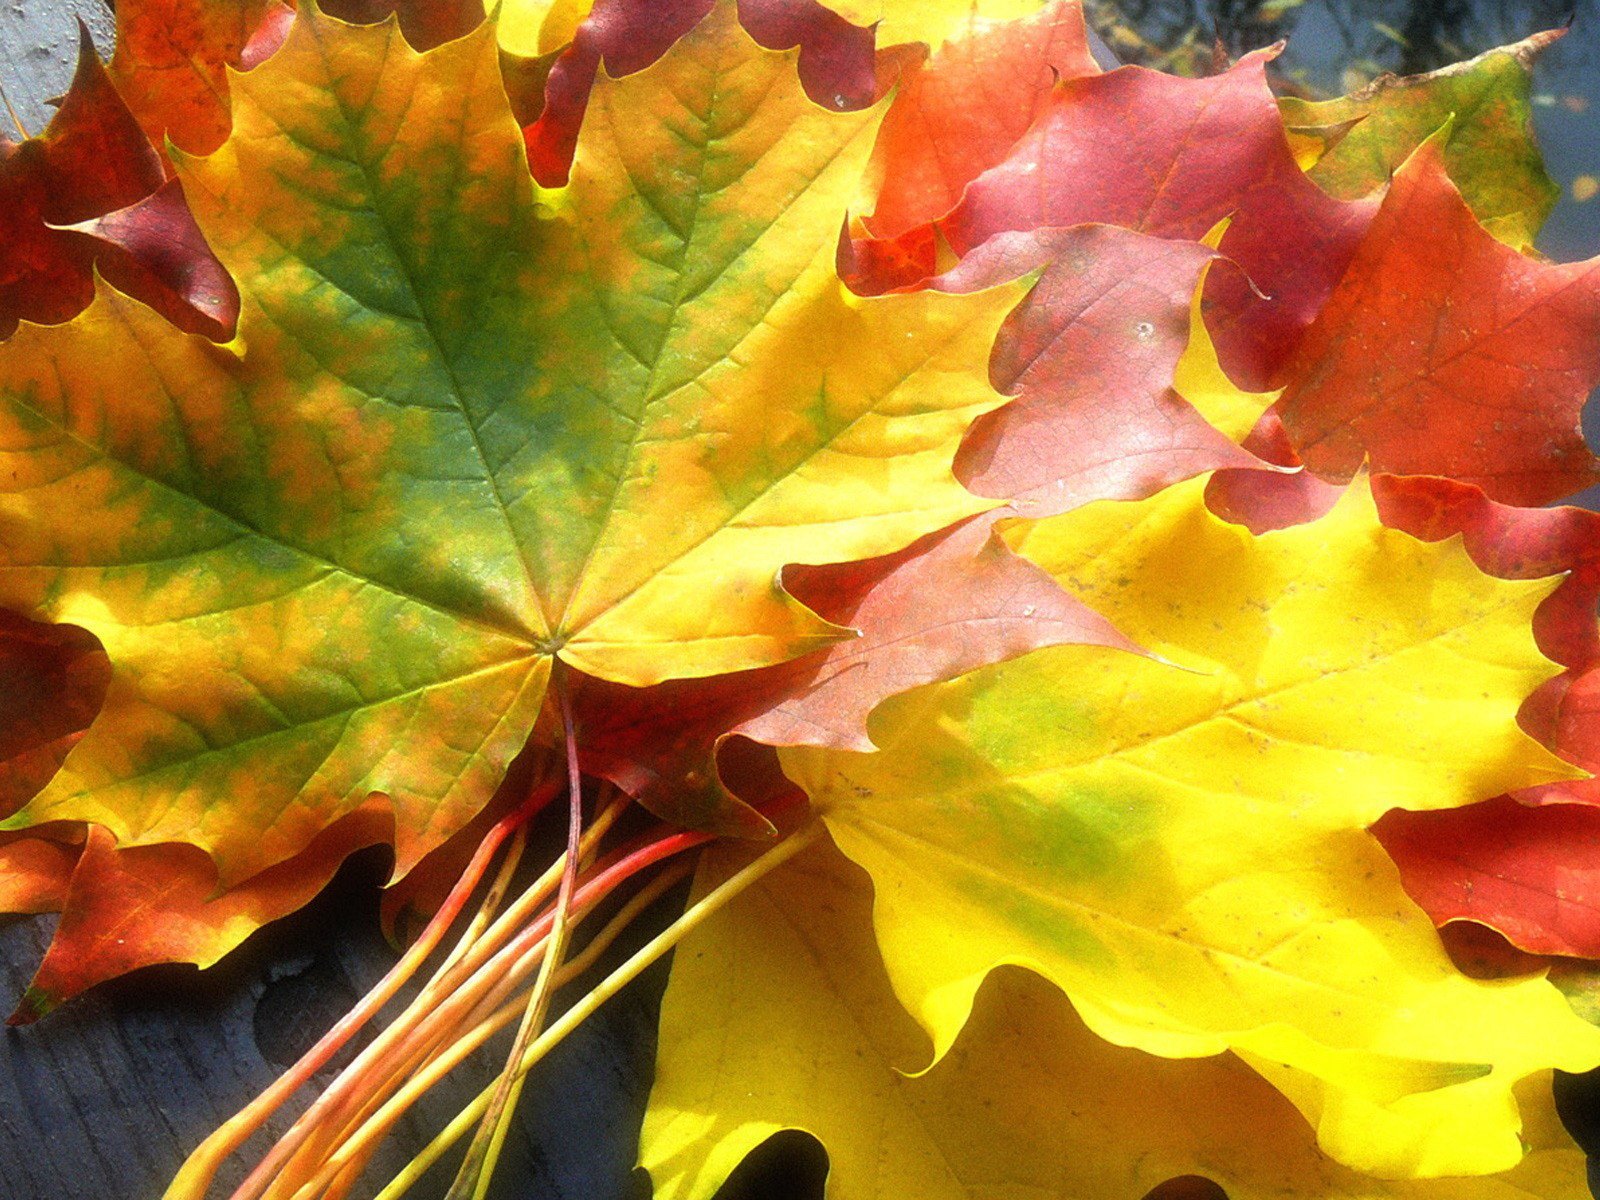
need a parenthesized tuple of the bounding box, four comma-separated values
(108, 0, 284, 155)
(5, 5, 1600, 1199)
(0, 26, 232, 341)
(781, 475, 1600, 1176)
(1280, 31, 1562, 250)
(1374, 797, 1600, 962)
(0, 602, 394, 1022)
(935, 47, 1377, 388)
(57, 179, 241, 343)
(1187, 469, 1600, 962)
(0, 3, 1021, 889)
(1369, 471, 1600, 810)
(374, 740, 557, 941)
(108, 0, 492, 159)
(642, 837, 1593, 1199)
(938, 225, 1267, 513)
(13, 809, 391, 1023)
(1274, 133, 1600, 505)
(1334, 476, 1600, 960)
(858, 0, 1099, 242)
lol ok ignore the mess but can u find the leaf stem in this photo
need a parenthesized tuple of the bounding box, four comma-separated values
(445, 664, 587, 1200)
(278, 817, 726, 1200)
(299, 857, 694, 1200)
(435, 819, 531, 980)
(292, 816, 534, 1185)
(296, 788, 633, 1170)
(367, 823, 823, 1200)
(163, 777, 559, 1200)
(249, 793, 631, 1200)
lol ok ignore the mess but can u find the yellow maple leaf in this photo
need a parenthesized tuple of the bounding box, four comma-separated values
(781, 475, 1599, 1177)
(643, 836, 1592, 1199)
(498, 0, 593, 55)
(1173, 261, 1280, 443)
(819, 0, 1048, 49)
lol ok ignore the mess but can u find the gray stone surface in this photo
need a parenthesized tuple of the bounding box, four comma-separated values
(0, 0, 114, 136)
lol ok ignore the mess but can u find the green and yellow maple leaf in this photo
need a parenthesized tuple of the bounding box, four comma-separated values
(1279, 31, 1561, 250)
(0, 1, 1021, 883)
(780, 476, 1600, 1178)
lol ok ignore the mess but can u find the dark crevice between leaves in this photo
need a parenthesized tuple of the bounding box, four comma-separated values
(710, 1129, 827, 1200)
(1555, 1068, 1600, 1198)
(1143, 1176, 1229, 1200)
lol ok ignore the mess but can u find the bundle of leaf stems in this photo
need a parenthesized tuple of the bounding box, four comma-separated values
(163, 671, 815, 1200)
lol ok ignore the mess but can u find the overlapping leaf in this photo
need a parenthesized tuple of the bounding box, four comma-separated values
(1280, 31, 1561, 249)
(1370, 475, 1600, 675)
(0, 29, 233, 341)
(817, 0, 1048, 50)
(1210, 472, 1600, 669)
(321, 0, 487, 48)
(109, 0, 284, 155)
(0, 3, 1021, 887)
(496, 0, 592, 56)
(1521, 672, 1600, 809)
(564, 217, 1258, 827)
(522, 0, 886, 187)
(565, 512, 1128, 831)
(859, 0, 1098, 242)
(13, 810, 391, 1023)
(0, 611, 104, 923)
(1274, 134, 1600, 504)
(940, 225, 1264, 514)
(1374, 798, 1600, 962)
(1357, 483, 1600, 959)
(0, 834, 79, 917)
(643, 838, 1592, 1199)
(0, 611, 110, 814)
(0, 598, 393, 1022)
(782, 476, 1600, 1176)
(937, 48, 1378, 388)
(1198, 468, 1600, 961)
(109, 0, 507, 159)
